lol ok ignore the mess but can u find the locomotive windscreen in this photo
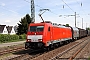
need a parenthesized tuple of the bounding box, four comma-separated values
(29, 26, 44, 32)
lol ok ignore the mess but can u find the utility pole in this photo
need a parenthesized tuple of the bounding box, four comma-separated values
(82, 18, 83, 29)
(77, 22, 79, 27)
(59, 12, 77, 27)
(75, 12, 76, 27)
(86, 23, 87, 28)
(31, 0, 35, 23)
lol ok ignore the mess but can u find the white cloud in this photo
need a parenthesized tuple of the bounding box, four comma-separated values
(5, 20, 11, 23)
(1, 3, 5, 6)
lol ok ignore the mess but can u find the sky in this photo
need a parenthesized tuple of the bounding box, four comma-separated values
(0, 0, 90, 29)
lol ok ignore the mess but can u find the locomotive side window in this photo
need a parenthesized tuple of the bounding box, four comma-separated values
(48, 27, 50, 31)
(30, 26, 44, 32)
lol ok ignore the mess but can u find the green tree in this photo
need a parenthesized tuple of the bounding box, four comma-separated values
(86, 27, 90, 30)
(65, 24, 70, 27)
(17, 14, 32, 35)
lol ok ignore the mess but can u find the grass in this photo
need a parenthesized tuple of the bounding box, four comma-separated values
(0, 39, 25, 44)
(88, 57, 90, 60)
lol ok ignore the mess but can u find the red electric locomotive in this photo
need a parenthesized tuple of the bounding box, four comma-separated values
(25, 22, 72, 49)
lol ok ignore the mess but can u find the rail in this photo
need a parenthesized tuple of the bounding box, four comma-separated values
(51, 37, 89, 60)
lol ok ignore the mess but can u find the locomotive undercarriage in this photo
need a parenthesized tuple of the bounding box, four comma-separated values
(25, 39, 72, 50)
(25, 42, 45, 49)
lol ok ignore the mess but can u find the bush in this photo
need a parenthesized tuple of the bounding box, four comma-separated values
(0, 34, 26, 43)
(19, 34, 26, 39)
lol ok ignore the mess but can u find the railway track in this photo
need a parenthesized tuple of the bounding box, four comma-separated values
(51, 36, 90, 60)
(8, 49, 46, 60)
(0, 46, 46, 60)
(1, 37, 89, 60)
(27, 37, 89, 60)
(0, 43, 50, 60)
(0, 46, 25, 56)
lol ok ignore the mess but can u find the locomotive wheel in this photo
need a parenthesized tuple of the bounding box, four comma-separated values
(48, 44, 54, 50)
(46, 47, 50, 51)
(58, 42, 61, 47)
(55, 43, 59, 48)
(25, 44, 28, 49)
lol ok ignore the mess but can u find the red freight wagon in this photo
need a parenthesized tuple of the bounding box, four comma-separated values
(25, 22, 72, 49)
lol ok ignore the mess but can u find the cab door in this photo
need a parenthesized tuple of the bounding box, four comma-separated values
(47, 27, 51, 41)
(50, 27, 53, 41)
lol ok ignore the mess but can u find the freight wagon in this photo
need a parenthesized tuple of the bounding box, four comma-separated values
(86, 30, 90, 36)
(78, 28, 87, 38)
(70, 27, 79, 40)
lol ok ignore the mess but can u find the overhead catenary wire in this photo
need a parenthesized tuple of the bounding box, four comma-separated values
(76, 0, 90, 16)
(61, 0, 75, 13)
(76, 0, 86, 13)
(24, 0, 77, 24)
(23, 0, 59, 16)
(0, 4, 19, 14)
(75, 0, 90, 28)
(36, 5, 58, 16)
(76, 0, 82, 7)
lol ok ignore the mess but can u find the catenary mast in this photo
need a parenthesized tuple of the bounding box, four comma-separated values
(31, 0, 35, 23)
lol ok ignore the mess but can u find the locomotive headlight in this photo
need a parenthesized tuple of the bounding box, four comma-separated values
(38, 39, 42, 42)
(27, 39, 31, 42)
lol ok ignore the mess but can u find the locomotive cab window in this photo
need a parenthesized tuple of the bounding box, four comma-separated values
(29, 26, 36, 32)
(37, 26, 44, 32)
(30, 26, 44, 32)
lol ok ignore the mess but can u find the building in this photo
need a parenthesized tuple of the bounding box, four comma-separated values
(14, 25, 18, 34)
(0, 25, 17, 35)
(6, 26, 16, 35)
(0, 25, 8, 34)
